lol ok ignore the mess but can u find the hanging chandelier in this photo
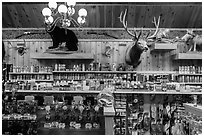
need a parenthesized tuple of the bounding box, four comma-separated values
(42, 1, 87, 28)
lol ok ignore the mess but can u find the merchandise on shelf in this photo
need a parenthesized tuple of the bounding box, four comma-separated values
(7, 68, 202, 93)
(12, 65, 53, 73)
(179, 65, 202, 74)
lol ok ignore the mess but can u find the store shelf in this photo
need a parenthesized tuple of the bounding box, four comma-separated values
(10, 80, 53, 82)
(180, 82, 202, 85)
(9, 72, 53, 75)
(53, 71, 176, 74)
(113, 89, 202, 94)
(5, 89, 201, 95)
(183, 103, 202, 117)
(150, 42, 177, 52)
(31, 52, 94, 60)
(53, 71, 132, 74)
(173, 52, 202, 60)
(178, 73, 202, 76)
(4, 90, 100, 94)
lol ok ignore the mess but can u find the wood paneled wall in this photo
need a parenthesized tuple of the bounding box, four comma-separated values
(3, 39, 188, 71)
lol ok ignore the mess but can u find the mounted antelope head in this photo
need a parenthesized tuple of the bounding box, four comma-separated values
(119, 9, 150, 68)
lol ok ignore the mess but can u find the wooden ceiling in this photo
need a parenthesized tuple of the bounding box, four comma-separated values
(2, 2, 202, 28)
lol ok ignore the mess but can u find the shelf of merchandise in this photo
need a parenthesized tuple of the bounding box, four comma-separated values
(9, 72, 53, 75)
(52, 71, 177, 74)
(183, 103, 202, 117)
(113, 89, 202, 94)
(4, 90, 101, 94)
(10, 80, 54, 82)
(179, 82, 202, 85)
(4, 89, 202, 95)
(178, 73, 202, 76)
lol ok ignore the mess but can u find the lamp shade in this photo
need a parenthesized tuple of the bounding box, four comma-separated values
(77, 16, 85, 24)
(45, 16, 54, 24)
(77, 16, 82, 24)
(42, 7, 52, 17)
(48, 2, 57, 9)
(78, 8, 87, 17)
(48, 16, 54, 24)
(58, 4, 68, 14)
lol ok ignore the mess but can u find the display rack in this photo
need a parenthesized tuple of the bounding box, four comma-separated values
(52, 71, 176, 74)
(150, 42, 177, 53)
(31, 53, 94, 60)
(4, 89, 202, 95)
(172, 52, 202, 60)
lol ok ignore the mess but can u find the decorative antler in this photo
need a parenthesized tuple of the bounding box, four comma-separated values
(147, 16, 160, 40)
(119, 9, 138, 39)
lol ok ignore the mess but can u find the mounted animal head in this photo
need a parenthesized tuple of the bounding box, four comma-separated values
(16, 41, 28, 56)
(120, 9, 159, 68)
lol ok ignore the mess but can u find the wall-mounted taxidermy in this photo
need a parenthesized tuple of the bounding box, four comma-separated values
(119, 9, 150, 68)
(181, 30, 202, 52)
(45, 17, 78, 51)
(119, 9, 173, 68)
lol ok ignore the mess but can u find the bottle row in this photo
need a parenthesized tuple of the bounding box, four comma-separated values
(179, 65, 202, 74)
(10, 75, 53, 81)
(9, 64, 120, 73)
(12, 65, 53, 73)
(178, 75, 202, 83)
(54, 63, 118, 72)
(53, 73, 175, 82)
(5, 79, 201, 92)
(9, 73, 202, 85)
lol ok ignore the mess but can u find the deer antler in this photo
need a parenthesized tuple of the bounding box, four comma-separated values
(147, 16, 160, 40)
(119, 9, 136, 38)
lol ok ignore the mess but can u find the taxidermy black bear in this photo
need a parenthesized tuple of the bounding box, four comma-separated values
(45, 17, 78, 51)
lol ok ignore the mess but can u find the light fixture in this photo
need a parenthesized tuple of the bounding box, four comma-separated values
(42, 1, 87, 28)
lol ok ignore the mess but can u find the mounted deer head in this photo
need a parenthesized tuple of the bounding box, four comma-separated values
(119, 9, 149, 68)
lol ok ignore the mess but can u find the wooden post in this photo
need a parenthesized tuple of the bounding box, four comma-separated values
(104, 106, 115, 135)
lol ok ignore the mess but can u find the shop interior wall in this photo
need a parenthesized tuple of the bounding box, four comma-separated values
(3, 38, 200, 72)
